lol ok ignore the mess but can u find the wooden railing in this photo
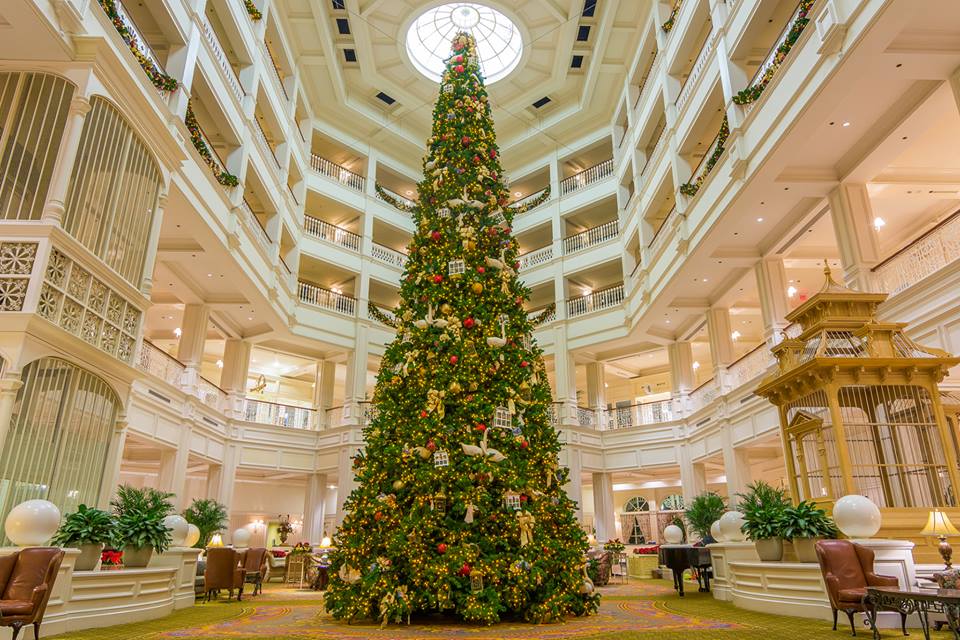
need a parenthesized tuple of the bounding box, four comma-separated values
(726, 344, 774, 388)
(560, 159, 614, 196)
(689, 379, 719, 413)
(310, 155, 365, 192)
(198, 376, 227, 411)
(298, 281, 356, 316)
(262, 41, 289, 101)
(303, 216, 361, 251)
(563, 219, 619, 254)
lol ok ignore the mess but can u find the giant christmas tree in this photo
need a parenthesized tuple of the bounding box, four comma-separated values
(324, 32, 599, 626)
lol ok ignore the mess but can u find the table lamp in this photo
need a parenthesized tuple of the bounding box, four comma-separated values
(921, 509, 960, 569)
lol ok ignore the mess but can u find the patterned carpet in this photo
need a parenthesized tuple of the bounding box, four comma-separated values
(47, 579, 954, 640)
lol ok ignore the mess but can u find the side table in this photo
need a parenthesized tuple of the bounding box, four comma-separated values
(865, 586, 960, 640)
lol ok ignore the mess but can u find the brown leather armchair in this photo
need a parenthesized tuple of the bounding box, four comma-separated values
(0, 547, 65, 640)
(203, 548, 246, 602)
(241, 548, 268, 596)
(815, 540, 904, 637)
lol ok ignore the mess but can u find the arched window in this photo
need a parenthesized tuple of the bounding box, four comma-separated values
(623, 496, 649, 513)
(64, 97, 161, 285)
(0, 357, 120, 545)
(660, 494, 684, 511)
(622, 497, 649, 544)
(0, 72, 74, 221)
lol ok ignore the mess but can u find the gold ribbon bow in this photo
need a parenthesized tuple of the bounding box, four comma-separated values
(518, 511, 535, 547)
(426, 389, 446, 418)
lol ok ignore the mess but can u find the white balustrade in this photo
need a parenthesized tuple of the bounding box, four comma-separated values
(261, 42, 288, 101)
(563, 220, 619, 254)
(136, 341, 185, 388)
(326, 405, 344, 427)
(243, 398, 316, 429)
(527, 306, 556, 324)
(633, 53, 659, 110)
(606, 400, 674, 430)
(689, 379, 719, 413)
(242, 200, 271, 249)
(576, 406, 596, 428)
(676, 33, 716, 112)
(310, 154, 366, 192)
(112, 0, 170, 98)
(648, 207, 677, 256)
(201, 19, 243, 102)
(508, 188, 549, 212)
(560, 159, 614, 196)
(566, 284, 625, 318)
(872, 213, 960, 296)
(741, 0, 807, 116)
(377, 185, 417, 211)
(298, 281, 357, 316)
(518, 246, 553, 270)
(198, 377, 226, 411)
(367, 304, 396, 325)
(359, 402, 378, 426)
(304, 216, 361, 251)
(254, 118, 279, 169)
(726, 344, 775, 389)
(371, 242, 407, 268)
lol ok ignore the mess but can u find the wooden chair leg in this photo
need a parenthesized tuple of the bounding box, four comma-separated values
(33, 621, 40, 640)
(833, 608, 838, 631)
(900, 611, 908, 636)
(10, 622, 22, 640)
(845, 610, 857, 637)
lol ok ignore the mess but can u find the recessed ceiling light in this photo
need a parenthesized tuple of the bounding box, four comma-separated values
(787, 286, 798, 298)
(207, 273, 213, 278)
(174, 327, 182, 337)
(692, 361, 701, 370)
(842, 121, 851, 127)
(248, 317, 253, 321)
(514, 192, 522, 197)
(873, 216, 886, 230)
(756, 217, 764, 222)
(731, 330, 741, 341)
(702, 278, 708, 282)
(216, 359, 223, 369)
(665, 319, 671, 324)
(405, 190, 413, 196)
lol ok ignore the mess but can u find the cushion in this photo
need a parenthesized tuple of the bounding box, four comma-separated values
(838, 587, 866, 603)
(0, 555, 17, 591)
(935, 569, 960, 589)
(2, 549, 55, 602)
(0, 599, 34, 616)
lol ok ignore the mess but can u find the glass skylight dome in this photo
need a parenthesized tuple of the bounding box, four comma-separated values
(406, 3, 523, 85)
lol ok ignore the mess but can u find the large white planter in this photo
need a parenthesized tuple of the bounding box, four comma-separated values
(123, 546, 154, 568)
(755, 537, 784, 561)
(75, 543, 104, 571)
(793, 537, 820, 563)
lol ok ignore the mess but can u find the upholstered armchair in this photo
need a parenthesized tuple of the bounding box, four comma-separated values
(815, 540, 904, 637)
(241, 548, 268, 596)
(0, 547, 65, 640)
(203, 548, 246, 602)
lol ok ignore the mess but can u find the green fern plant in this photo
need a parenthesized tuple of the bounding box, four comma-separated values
(110, 485, 175, 553)
(183, 498, 229, 548)
(684, 492, 726, 541)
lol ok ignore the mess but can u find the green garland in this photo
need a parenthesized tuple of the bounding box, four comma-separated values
(530, 303, 556, 327)
(368, 303, 397, 328)
(375, 183, 417, 214)
(97, 0, 179, 93)
(661, 0, 682, 32)
(732, 0, 815, 105)
(185, 102, 239, 187)
(679, 116, 729, 197)
(244, 0, 262, 20)
(507, 185, 551, 215)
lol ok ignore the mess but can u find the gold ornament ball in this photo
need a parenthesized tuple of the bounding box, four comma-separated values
(392, 480, 404, 490)
(449, 381, 462, 394)
(472, 282, 484, 294)
(440, 303, 453, 315)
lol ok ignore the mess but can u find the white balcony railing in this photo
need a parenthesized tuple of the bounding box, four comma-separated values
(741, 0, 808, 116)
(298, 281, 357, 316)
(566, 284, 625, 318)
(605, 400, 674, 430)
(726, 344, 774, 389)
(367, 304, 396, 325)
(527, 305, 556, 325)
(262, 42, 289, 101)
(303, 216, 361, 252)
(242, 200, 271, 250)
(254, 118, 279, 169)
(648, 206, 677, 256)
(518, 246, 553, 270)
(310, 155, 365, 193)
(577, 406, 596, 428)
(111, 0, 171, 99)
(377, 185, 417, 211)
(563, 220, 619, 254)
(560, 159, 614, 196)
(243, 398, 316, 429)
(371, 242, 407, 269)
(872, 211, 960, 296)
(198, 377, 227, 411)
(201, 18, 243, 102)
(507, 188, 549, 213)
(633, 52, 659, 110)
(675, 32, 716, 112)
(689, 379, 719, 413)
(136, 341, 185, 388)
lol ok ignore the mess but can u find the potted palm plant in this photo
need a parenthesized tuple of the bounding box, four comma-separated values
(684, 492, 726, 543)
(737, 481, 790, 561)
(781, 500, 838, 562)
(51, 505, 117, 571)
(183, 498, 229, 548)
(111, 485, 175, 567)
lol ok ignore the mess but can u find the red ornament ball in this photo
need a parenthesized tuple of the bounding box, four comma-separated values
(521, 440, 529, 450)
(475, 423, 486, 432)
(437, 543, 448, 554)
(426, 440, 437, 452)
(461, 136, 471, 145)
(520, 494, 528, 502)
(464, 317, 475, 328)
(520, 361, 529, 368)
(455, 55, 463, 63)
(419, 410, 428, 418)
(489, 149, 497, 158)
(454, 65, 464, 73)
(477, 266, 485, 274)
(433, 274, 443, 283)
(431, 230, 441, 241)
(459, 563, 471, 576)
(449, 355, 459, 365)
(374, 511, 384, 521)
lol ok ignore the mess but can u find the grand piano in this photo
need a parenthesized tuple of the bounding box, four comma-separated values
(658, 544, 713, 596)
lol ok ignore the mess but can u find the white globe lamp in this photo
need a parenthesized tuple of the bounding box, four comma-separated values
(163, 515, 189, 547)
(5, 499, 61, 547)
(663, 524, 684, 544)
(833, 495, 882, 539)
(233, 528, 252, 549)
(710, 520, 724, 542)
(184, 523, 201, 548)
(718, 511, 747, 542)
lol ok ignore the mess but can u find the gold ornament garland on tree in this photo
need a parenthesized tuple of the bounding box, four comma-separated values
(324, 32, 598, 626)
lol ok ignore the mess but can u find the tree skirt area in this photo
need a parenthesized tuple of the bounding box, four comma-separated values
(46, 579, 957, 640)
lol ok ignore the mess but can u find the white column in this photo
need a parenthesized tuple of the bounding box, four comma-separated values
(165, 16, 204, 119)
(217, 444, 239, 509)
(585, 361, 606, 429)
(220, 338, 252, 417)
(706, 307, 735, 390)
(205, 463, 223, 500)
(140, 190, 168, 296)
(722, 440, 751, 508)
(343, 328, 369, 424)
(679, 449, 707, 504)
(0, 371, 23, 459)
(754, 257, 791, 345)
(41, 95, 92, 224)
(176, 304, 210, 395)
(552, 325, 579, 426)
(828, 183, 880, 291)
(98, 415, 129, 509)
(302, 473, 327, 544)
(591, 472, 616, 542)
(314, 359, 336, 428)
(334, 446, 359, 526)
(564, 448, 584, 523)
(158, 425, 193, 511)
(667, 341, 694, 415)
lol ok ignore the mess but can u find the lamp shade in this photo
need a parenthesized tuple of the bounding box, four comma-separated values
(921, 510, 960, 537)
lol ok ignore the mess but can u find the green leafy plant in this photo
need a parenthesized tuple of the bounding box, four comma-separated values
(183, 498, 228, 548)
(737, 481, 790, 541)
(684, 492, 726, 541)
(111, 485, 175, 553)
(670, 515, 688, 543)
(780, 501, 838, 540)
(52, 504, 116, 547)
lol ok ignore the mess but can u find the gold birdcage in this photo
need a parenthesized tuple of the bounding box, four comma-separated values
(756, 264, 960, 557)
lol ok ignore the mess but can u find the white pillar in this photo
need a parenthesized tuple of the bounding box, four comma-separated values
(754, 257, 791, 345)
(553, 325, 578, 426)
(140, 190, 168, 296)
(592, 472, 616, 542)
(722, 441, 751, 508)
(217, 444, 239, 509)
(98, 415, 128, 509)
(828, 183, 880, 292)
(176, 304, 210, 394)
(314, 359, 336, 428)
(343, 328, 369, 424)
(564, 448, 584, 522)
(205, 463, 223, 500)
(302, 473, 327, 544)
(158, 425, 193, 511)
(334, 446, 359, 526)
(585, 362, 605, 409)
(667, 341, 694, 415)
(706, 307, 735, 390)
(220, 338, 252, 417)
(41, 95, 91, 224)
(679, 449, 707, 504)
(0, 371, 23, 459)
